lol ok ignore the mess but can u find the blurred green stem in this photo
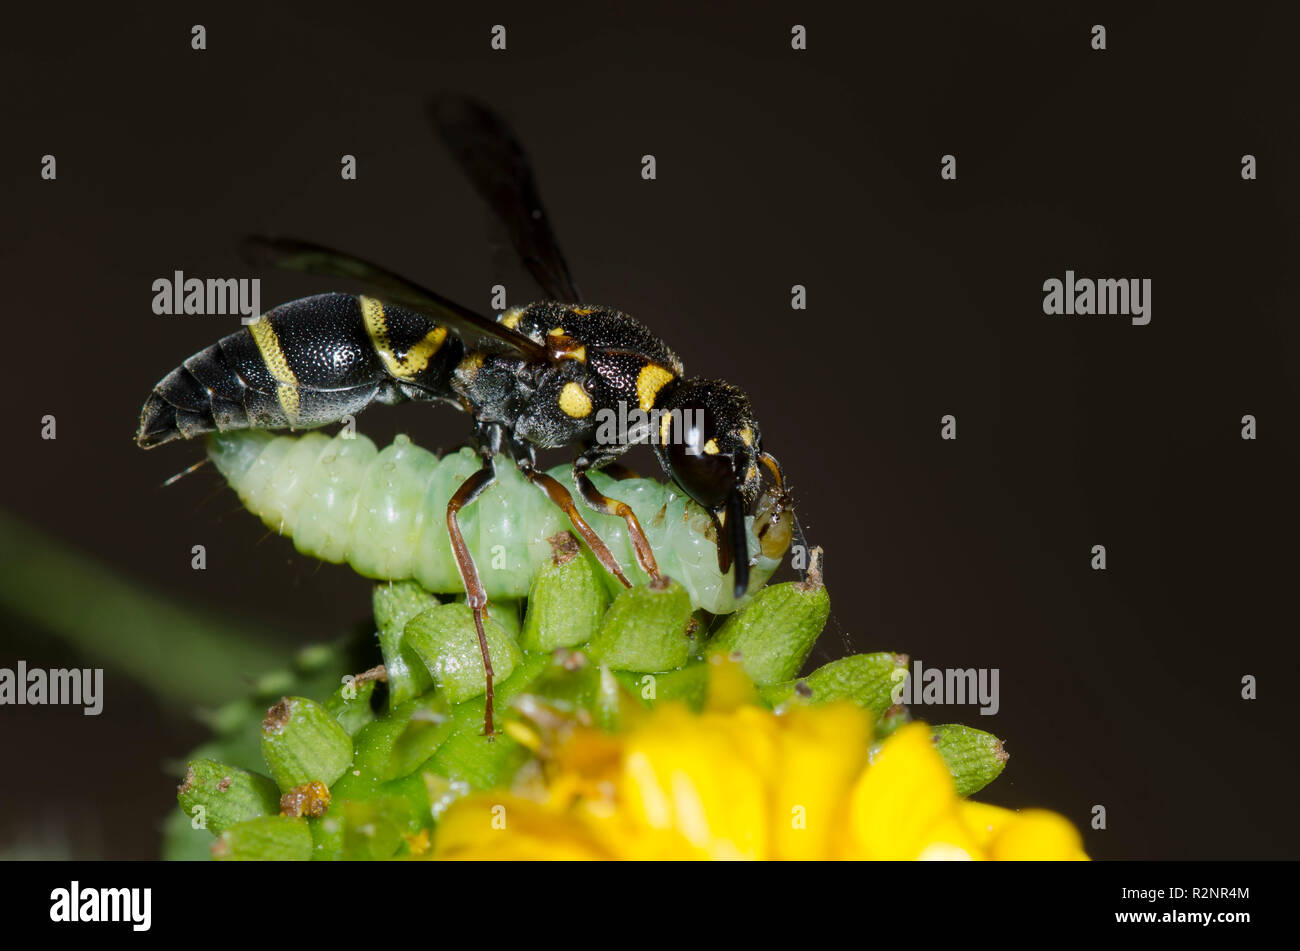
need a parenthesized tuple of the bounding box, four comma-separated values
(0, 510, 284, 706)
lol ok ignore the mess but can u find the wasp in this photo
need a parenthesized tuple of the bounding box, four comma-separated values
(137, 97, 794, 734)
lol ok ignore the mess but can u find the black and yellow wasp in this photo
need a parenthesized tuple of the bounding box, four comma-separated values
(137, 97, 792, 734)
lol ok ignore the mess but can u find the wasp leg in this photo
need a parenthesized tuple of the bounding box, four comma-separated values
(519, 465, 633, 589)
(573, 464, 662, 585)
(446, 457, 499, 737)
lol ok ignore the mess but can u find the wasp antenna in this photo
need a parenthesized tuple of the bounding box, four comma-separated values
(161, 457, 210, 488)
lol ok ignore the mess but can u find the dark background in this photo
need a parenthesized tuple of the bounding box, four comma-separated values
(1, 1, 1296, 859)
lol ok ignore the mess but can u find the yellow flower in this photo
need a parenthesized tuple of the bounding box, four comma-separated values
(432, 661, 1087, 861)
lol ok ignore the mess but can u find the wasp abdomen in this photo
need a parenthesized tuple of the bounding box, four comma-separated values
(136, 293, 465, 448)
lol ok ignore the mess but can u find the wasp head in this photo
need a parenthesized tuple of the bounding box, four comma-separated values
(653, 378, 793, 598)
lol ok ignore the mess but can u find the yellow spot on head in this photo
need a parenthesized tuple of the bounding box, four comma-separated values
(703, 438, 720, 455)
(559, 381, 593, 418)
(636, 364, 675, 412)
(739, 427, 754, 447)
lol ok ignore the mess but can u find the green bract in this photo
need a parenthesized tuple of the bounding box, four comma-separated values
(177, 760, 280, 835)
(168, 535, 1014, 860)
(586, 578, 694, 672)
(403, 603, 521, 703)
(260, 696, 355, 790)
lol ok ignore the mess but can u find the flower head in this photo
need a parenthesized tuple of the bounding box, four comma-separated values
(432, 658, 1087, 861)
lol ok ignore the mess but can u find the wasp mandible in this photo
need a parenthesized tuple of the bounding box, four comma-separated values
(137, 97, 794, 734)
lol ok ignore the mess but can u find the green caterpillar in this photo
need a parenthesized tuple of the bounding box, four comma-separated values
(207, 430, 787, 614)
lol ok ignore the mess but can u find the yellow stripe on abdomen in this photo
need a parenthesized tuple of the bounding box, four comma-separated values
(361, 295, 448, 379)
(248, 316, 301, 422)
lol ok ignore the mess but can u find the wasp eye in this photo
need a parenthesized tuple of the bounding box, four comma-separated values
(665, 439, 734, 509)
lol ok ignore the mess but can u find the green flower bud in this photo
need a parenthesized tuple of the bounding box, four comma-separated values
(476, 597, 523, 640)
(260, 696, 354, 791)
(761, 652, 907, 717)
(332, 695, 453, 801)
(196, 698, 256, 737)
(311, 815, 344, 860)
(176, 759, 280, 835)
(211, 815, 312, 861)
(324, 669, 381, 734)
(709, 555, 830, 684)
(251, 669, 295, 700)
(616, 662, 709, 710)
(515, 650, 625, 731)
(932, 724, 1009, 797)
(874, 706, 911, 739)
(586, 578, 693, 672)
(518, 649, 605, 716)
(520, 532, 610, 652)
(341, 797, 414, 861)
(294, 643, 337, 672)
(373, 582, 440, 707)
(403, 603, 521, 704)
(426, 652, 550, 788)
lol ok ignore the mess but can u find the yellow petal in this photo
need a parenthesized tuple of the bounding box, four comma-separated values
(958, 800, 1018, 850)
(769, 703, 871, 860)
(844, 722, 979, 859)
(985, 808, 1089, 861)
(704, 652, 761, 711)
(432, 795, 612, 860)
(619, 706, 773, 859)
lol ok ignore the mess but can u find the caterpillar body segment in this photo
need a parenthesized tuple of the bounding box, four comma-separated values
(208, 430, 785, 614)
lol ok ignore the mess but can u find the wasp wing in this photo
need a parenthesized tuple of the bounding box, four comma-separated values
(241, 235, 548, 360)
(429, 95, 582, 304)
